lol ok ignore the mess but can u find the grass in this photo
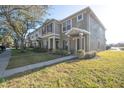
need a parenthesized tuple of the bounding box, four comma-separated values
(0, 50, 124, 87)
(7, 49, 60, 69)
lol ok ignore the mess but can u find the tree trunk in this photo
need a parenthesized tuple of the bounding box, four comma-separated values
(20, 37, 26, 52)
(14, 39, 19, 49)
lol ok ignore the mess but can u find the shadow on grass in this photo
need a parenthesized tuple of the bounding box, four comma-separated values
(3, 57, 79, 82)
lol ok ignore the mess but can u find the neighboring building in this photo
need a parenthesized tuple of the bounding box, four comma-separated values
(26, 7, 106, 53)
(26, 28, 42, 48)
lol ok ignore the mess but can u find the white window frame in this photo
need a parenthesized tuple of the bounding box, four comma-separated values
(62, 21, 67, 32)
(77, 13, 83, 22)
(62, 19, 72, 32)
(66, 19, 72, 31)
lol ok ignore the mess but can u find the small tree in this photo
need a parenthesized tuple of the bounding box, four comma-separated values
(0, 5, 49, 51)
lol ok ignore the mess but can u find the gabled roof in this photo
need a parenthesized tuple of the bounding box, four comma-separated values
(42, 19, 60, 26)
(61, 7, 88, 22)
(61, 7, 106, 30)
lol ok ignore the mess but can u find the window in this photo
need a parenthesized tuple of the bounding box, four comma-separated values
(47, 23, 53, 33)
(42, 27, 46, 34)
(67, 20, 71, 30)
(63, 22, 66, 31)
(36, 34, 38, 37)
(47, 25, 49, 32)
(42, 27, 44, 34)
(62, 19, 71, 32)
(77, 14, 83, 22)
(49, 23, 53, 32)
(50, 23, 53, 32)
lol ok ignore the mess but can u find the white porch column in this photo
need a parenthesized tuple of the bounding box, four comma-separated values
(80, 34, 83, 50)
(53, 36, 56, 50)
(80, 33, 84, 49)
(67, 35, 70, 52)
(48, 38, 50, 49)
(84, 36, 85, 51)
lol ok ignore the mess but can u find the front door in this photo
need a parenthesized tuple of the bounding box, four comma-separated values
(56, 40, 59, 49)
(77, 38, 80, 50)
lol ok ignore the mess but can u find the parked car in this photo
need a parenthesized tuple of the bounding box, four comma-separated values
(0, 45, 6, 51)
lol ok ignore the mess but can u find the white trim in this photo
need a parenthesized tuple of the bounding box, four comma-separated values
(48, 36, 60, 39)
(42, 34, 59, 38)
(65, 27, 90, 35)
(48, 37, 50, 49)
(54, 22, 55, 34)
(70, 19, 72, 28)
(48, 36, 59, 49)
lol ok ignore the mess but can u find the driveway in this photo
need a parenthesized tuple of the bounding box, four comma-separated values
(0, 49, 11, 77)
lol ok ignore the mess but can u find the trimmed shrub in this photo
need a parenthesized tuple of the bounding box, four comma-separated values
(84, 51, 96, 59)
(76, 49, 85, 59)
(0, 78, 6, 83)
(33, 48, 47, 53)
(48, 48, 53, 52)
(54, 49, 69, 56)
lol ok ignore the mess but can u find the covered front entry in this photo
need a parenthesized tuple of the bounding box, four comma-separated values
(48, 36, 59, 50)
(66, 28, 90, 53)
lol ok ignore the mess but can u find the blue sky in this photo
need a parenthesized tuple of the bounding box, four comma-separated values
(44, 5, 124, 44)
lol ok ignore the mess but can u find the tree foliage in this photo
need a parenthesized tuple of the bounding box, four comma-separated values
(0, 5, 49, 49)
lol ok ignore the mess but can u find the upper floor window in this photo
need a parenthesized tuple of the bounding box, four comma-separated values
(35, 34, 38, 37)
(47, 23, 53, 32)
(62, 19, 72, 32)
(42, 27, 46, 34)
(67, 20, 71, 30)
(77, 13, 83, 22)
(32, 36, 33, 39)
(63, 22, 66, 31)
(39, 31, 42, 35)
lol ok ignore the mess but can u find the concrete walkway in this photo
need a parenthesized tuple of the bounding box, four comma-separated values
(0, 49, 11, 77)
(3, 55, 77, 77)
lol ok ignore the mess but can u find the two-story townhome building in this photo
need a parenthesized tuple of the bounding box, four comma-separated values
(26, 28, 42, 47)
(26, 7, 106, 53)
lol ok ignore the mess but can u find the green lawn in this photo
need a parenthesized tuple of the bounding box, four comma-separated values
(7, 49, 60, 69)
(0, 50, 124, 87)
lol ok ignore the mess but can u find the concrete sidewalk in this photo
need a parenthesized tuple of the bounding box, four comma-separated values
(0, 49, 11, 77)
(3, 55, 77, 77)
